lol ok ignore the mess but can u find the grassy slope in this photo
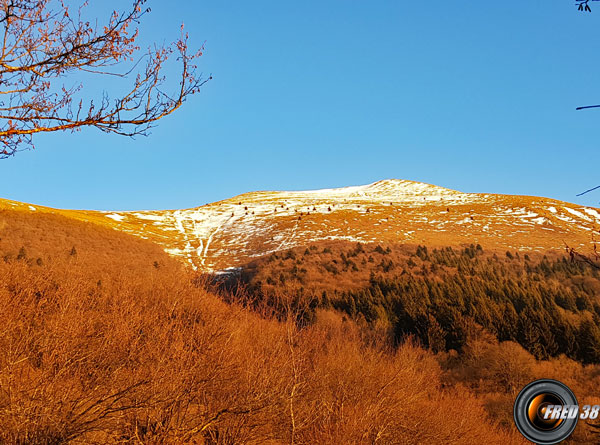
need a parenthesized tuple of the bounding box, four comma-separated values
(3, 179, 599, 271)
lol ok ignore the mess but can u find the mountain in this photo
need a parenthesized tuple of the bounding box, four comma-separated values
(0, 181, 533, 445)
(2, 179, 599, 271)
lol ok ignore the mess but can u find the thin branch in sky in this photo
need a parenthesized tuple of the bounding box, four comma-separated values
(576, 185, 600, 197)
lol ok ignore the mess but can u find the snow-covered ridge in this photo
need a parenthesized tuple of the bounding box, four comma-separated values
(86, 179, 600, 272)
(229, 179, 468, 203)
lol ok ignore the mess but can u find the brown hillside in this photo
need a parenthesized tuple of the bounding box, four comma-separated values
(0, 206, 530, 443)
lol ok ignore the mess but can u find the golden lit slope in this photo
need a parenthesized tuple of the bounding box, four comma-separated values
(2, 179, 599, 271)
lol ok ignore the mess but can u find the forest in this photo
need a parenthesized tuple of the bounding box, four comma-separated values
(238, 243, 600, 363)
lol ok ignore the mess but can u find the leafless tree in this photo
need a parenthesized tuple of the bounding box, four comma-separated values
(0, 0, 209, 159)
(565, 241, 600, 270)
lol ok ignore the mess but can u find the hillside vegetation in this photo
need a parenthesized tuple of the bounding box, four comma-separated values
(0, 208, 531, 444)
(229, 241, 600, 443)
(238, 242, 600, 363)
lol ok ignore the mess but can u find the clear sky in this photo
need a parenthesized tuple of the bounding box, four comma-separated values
(2, 1, 600, 210)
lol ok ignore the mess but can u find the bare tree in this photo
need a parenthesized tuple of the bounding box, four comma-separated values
(0, 0, 209, 158)
(565, 242, 600, 270)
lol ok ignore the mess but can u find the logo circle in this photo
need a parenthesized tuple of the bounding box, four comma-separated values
(514, 379, 578, 444)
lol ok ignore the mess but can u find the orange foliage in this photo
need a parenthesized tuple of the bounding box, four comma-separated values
(0, 208, 526, 443)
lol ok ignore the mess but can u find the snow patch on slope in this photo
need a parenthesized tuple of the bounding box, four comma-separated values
(564, 207, 592, 222)
(105, 213, 125, 222)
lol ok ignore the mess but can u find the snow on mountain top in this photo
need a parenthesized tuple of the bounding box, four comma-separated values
(6, 179, 597, 272)
(277, 179, 451, 196)
(106, 180, 469, 214)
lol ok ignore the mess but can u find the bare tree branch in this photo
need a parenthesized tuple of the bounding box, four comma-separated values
(576, 0, 600, 12)
(0, 0, 209, 159)
(576, 185, 600, 196)
(576, 104, 600, 110)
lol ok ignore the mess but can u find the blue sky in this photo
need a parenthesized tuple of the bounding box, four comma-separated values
(2, 1, 600, 210)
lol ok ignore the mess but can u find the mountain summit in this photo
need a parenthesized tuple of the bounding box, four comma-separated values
(2, 179, 599, 271)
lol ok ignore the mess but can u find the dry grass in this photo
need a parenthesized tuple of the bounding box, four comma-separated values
(0, 208, 529, 444)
